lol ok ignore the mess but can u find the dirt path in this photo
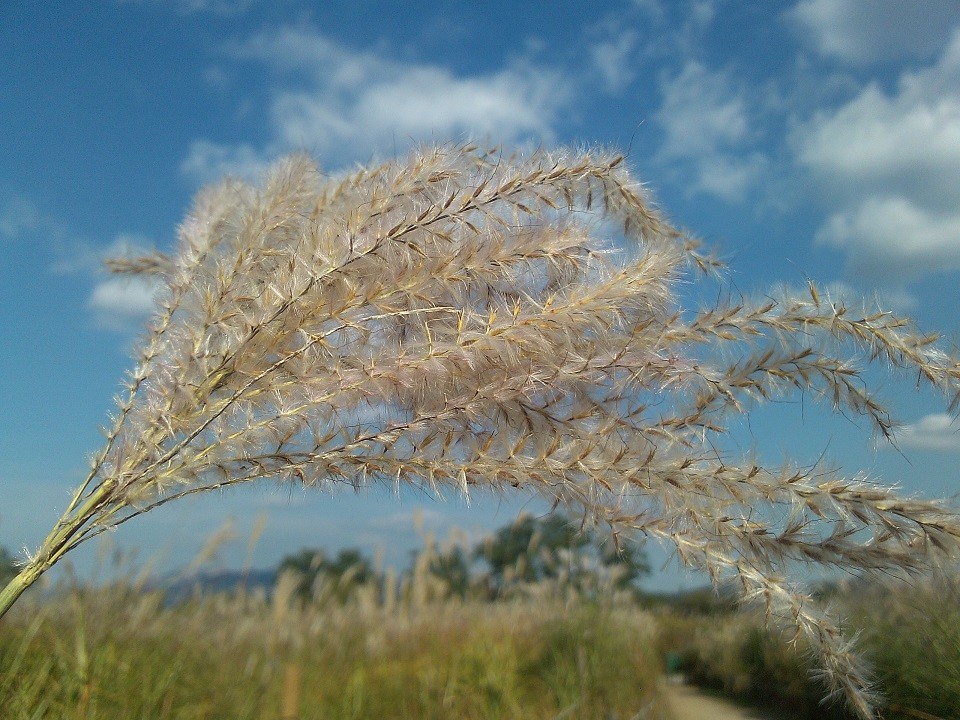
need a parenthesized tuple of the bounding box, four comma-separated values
(662, 681, 790, 720)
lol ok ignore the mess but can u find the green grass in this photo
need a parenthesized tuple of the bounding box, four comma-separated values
(0, 582, 664, 719)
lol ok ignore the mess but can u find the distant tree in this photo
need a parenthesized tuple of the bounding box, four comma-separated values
(475, 513, 649, 596)
(278, 547, 375, 601)
(320, 548, 375, 586)
(478, 514, 590, 587)
(278, 548, 325, 599)
(598, 539, 651, 592)
(425, 544, 471, 597)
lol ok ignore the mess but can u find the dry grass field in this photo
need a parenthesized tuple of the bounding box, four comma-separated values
(0, 561, 665, 719)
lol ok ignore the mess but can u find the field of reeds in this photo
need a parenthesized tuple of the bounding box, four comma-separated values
(0, 547, 666, 720)
(2, 533, 958, 719)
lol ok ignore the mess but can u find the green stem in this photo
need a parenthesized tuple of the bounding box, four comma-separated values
(0, 563, 42, 620)
(0, 480, 115, 621)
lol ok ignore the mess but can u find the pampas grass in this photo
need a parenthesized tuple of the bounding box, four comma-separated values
(2, 144, 960, 717)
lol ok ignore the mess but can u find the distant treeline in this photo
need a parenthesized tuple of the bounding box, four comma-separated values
(123, 513, 652, 604)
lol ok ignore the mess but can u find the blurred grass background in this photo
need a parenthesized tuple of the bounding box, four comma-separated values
(1, 519, 958, 719)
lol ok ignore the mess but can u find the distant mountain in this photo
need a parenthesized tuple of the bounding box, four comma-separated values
(158, 568, 278, 605)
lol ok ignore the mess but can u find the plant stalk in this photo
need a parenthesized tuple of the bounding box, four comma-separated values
(0, 480, 114, 620)
(0, 563, 42, 620)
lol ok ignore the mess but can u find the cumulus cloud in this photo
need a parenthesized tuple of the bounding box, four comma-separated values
(87, 276, 164, 332)
(895, 413, 960, 453)
(787, 0, 960, 66)
(273, 66, 560, 151)
(816, 197, 960, 280)
(794, 31, 960, 280)
(796, 85, 960, 209)
(654, 61, 765, 201)
(184, 26, 569, 182)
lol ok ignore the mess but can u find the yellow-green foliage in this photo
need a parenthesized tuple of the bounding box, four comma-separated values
(844, 575, 960, 720)
(654, 574, 960, 719)
(0, 581, 664, 719)
(655, 609, 843, 718)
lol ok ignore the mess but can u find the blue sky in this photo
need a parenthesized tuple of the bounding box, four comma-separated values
(3, 0, 960, 590)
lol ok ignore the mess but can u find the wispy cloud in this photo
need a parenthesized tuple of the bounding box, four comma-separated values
(786, 0, 960, 66)
(794, 30, 960, 281)
(52, 234, 151, 275)
(654, 60, 766, 201)
(771, 279, 917, 314)
(117, 0, 257, 16)
(657, 61, 748, 159)
(0, 197, 40, 239)
(184, 26, 571, 182)
(181, 140, 271, 184)
(588, 24, 639, 94)
(688, 0, 717, 29)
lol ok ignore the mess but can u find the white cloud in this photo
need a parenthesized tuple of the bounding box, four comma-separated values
(796, 88, 960, 210)
(52, 234, 165, 332)
(794, 31, 960, 280)
(0, 197, 40, 239)
(87, 276, 163, 332)
(274, 66, 561, 152)
(185, 27, 569, 181)
(787, 0, 960, 66)
(816, 197, 960, 280)
(895, 413, 960, 453)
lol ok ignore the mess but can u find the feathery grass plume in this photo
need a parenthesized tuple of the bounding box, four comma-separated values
(2, 144, 960, 716)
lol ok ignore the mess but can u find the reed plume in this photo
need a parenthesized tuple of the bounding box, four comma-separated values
(2, 144, 959, 717)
